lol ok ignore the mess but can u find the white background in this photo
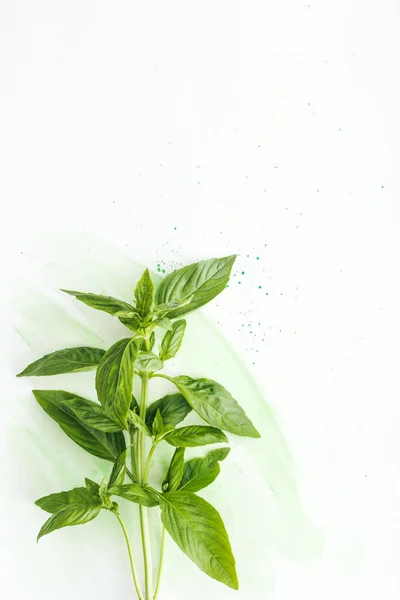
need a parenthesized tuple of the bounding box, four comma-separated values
(1, 1, 400, 599)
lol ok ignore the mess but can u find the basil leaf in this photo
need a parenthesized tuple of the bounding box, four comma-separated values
(134, 269, 154, 316)
(33, 390, 125, 462)
(37, 503, 102, 541)
(35, 487, 97, 514)
(99, 477, 110, 504)
(154, 316, 172, 331)
(128, 411, 152, 437)
(85, 478, 100, 495)
(118, 314, 142, 332)
(61, 290, 136, 316)
(17, 347, 105, 377)
(151, 301, 187, 316)
(96, 338, 138, 428)
(66, 397, 123, 432)
(148, 331, 156, 350)
(152, 409, 164, 437)
(159, 319, 186, 361)
(145, 394, 192, 429)
(154, 255, 236, 318)
(108, 484, 159, 507)
(179, 448, 230, 493)
(171, 376, 260, 438)
(159, 491, 238, 589)
(163, 447, 185, 492)
(108, 449, 127, 488)
(135, 352, 164, 374)
(162, 426, 228, 447)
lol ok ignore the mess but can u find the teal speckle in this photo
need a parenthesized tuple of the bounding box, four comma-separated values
(241, 271, 245, 275)
(258, 285, 262, 289)
(162, 269, 166, 273)
(256, 256, 260, 260)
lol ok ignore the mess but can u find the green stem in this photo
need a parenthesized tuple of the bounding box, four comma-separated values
(137, 342, 153, 600)
(114, 510, 144, 600)
(143, 443, 157, 485)
(153, 526, 166, 600)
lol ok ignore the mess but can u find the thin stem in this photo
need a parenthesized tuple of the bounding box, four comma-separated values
(153, 526, 166, 600)
(143, 443, 157, 485)
(129, 428, 138, 481)
(137, 337, 153, 600)
(114, 510, 144, 600)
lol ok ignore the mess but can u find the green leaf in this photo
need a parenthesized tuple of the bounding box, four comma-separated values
(17, 347, 105, 377)
(37, 503, 102, 541)
(85, 478, 100, 495)
(179, 448, 230, 493)
(134, 269, 154, 316)
(148, 331, 156, 350)
(108, 484, 159, 507)
(66, 397, 123, 432)
(152, 301, 188, 316)
(154, 316, 173, 330)
(145, 394, 192, 429)
(171, 376, 260, 438)
(159, 319, 186, 361)
(159, 491, 238, 589)
(163, 447, 185, 492)
(33, 390, 126, 462)
(128, 411, 152, 437)
(108, 449, 127, 488)
(152, 409, 164, 437)
(96, 338, 138, 428)
(135, 352, 164, 374)
(154, 256, 236, 318)
(61, 290, 136, 316)
(162, 425, 228, 447)
(118, 313, 142, 332)
(99, 477, 109, 504)
(35, 487, 98, 514)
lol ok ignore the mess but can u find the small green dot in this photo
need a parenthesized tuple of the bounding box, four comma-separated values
(162, 269, 166, 273)
(241, 271, 245, 275)
(256, 257, 260, 260)
(157, 268, 161, 272)
(238, 281, 241, 284)
(258, 285, 262, 289)
(381, 185, 384, 189)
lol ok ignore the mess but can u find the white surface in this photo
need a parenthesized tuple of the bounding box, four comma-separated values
(1, 1, 399, 599)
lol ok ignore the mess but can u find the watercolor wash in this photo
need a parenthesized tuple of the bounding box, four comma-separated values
(17, 256, 261, 600)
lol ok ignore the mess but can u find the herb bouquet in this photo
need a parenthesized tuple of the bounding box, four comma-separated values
(18, 255, 260, 599)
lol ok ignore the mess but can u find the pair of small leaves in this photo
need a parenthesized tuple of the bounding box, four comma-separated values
(35, 486, 102, 541)
(128, 392, 193, 440)
(163, 447, 230, 493)
(32, 390, 125, 462)
(58, 256, 235, 334)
